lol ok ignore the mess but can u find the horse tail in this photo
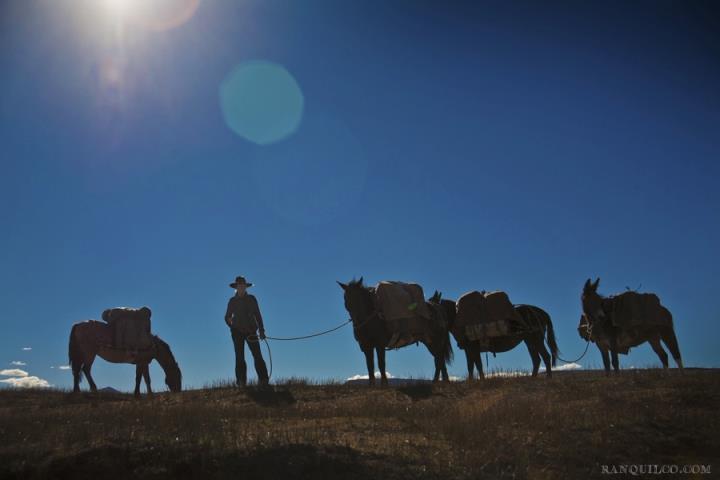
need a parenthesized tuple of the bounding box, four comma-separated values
(443, 328, 454, 365)
(542, 311, 559, 367)
(68, 324, 83, 382)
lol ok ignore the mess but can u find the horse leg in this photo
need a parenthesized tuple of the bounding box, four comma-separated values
(475, 348, 485, 379)
(82, 355, 98, 393)
(661, 328, 684, 370)
(427, 341, 441, 383)
(610, 350, 620, 373)
(648, 336, 669, 369)
(134, 364, 143, 397)
(465, 348, 475, 381)
(438, 332, 451, 382)
(142, 364, 153, 396)
(377, 348, 388, 387)
(608, 334, 621, 373)
(72, 360, 83, 393)
(599, 346, 611, 376)
(363, 347, 375, 386)
(536, 337, 553, 378)
(526, 340, 541, 377)
(432, 353, 441, 383)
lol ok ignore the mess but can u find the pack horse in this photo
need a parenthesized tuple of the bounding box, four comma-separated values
(429, 290, 558, 380)
(68, 307, 182, 396)
(338, 278, 453, 386)
(579, 278, 683, 374)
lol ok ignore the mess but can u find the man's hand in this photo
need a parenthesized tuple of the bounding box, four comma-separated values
(225, 318, 232, 328)
(259, 330, 266, 340)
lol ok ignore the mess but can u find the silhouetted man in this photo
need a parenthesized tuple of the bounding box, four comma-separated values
(225, 276, 269, 387)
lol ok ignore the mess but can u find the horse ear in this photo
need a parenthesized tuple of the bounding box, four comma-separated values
(358, 276, 364, 286)
(584, 278, 592, 291)
(337, 281, 347, 291)
(592, 277, 600, 290)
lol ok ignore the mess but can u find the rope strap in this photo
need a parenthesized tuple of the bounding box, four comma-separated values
(265, 319, 352, 341)
(556, 322, 593, 364)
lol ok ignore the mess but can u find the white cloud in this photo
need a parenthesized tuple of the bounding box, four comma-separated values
(487, 370, 529, 378)
(57, 365, 71, 370)
(346, 371, 396, 381)
(0, 376, 51, 388)
(22, 347, 32, 351)
(539, 362, 582, 372)
(0, 369, 29, 377)
(10, 361, 26, 366)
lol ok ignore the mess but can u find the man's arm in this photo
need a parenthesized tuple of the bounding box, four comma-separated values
(224, 298, 234, 327)
(251, 296, 265, 336)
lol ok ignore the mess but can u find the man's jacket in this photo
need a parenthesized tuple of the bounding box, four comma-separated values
(225, 294, 265, 334)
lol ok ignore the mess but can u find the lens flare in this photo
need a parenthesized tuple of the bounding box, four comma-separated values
(219, 61, 305, 146)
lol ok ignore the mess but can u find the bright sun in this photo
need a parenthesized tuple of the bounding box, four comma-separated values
(97, 0, 200, 31)
(101, 0, 140, 17)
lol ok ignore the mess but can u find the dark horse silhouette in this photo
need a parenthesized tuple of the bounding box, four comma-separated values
(580, 278, 683, 375)
(428, 291, 558, 380)
(338, 278, 453, 386)
(69, 320, 182, 396)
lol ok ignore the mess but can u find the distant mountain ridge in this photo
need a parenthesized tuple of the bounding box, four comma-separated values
(98, 386, 121, 393)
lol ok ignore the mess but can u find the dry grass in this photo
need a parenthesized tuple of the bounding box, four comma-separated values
(0, 369, 717, 479)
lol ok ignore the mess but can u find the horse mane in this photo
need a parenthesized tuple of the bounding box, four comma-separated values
(153, 335, 180, 369)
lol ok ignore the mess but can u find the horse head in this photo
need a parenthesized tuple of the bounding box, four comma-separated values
(582, 277, 605, 324)
(429, 290, 442, 304)
(165, 364, 182, 392)
(153, 336, 182, 392)
(337, 277, 375, 323)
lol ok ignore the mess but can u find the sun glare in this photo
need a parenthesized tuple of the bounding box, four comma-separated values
(100, 0, 139, 17)
(98, 0, 200, 31)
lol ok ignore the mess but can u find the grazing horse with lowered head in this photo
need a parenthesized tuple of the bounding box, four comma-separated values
(68, 320, 182, 396)
(338, 278, 453, 386)
(429, 291, 558, 380)
(580, 277, 683, 375)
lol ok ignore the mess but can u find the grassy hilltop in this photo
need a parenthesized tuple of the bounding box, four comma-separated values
(1, 369, 717, 479)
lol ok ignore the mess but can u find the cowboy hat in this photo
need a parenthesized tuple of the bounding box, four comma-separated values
(229, 276, 253, 288)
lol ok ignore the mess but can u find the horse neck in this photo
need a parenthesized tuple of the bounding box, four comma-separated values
(441, 301, 457, 327)
(152, 338, 177, 373)
(349, 287, 377, 323)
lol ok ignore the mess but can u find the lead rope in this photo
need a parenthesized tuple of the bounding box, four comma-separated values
(247, 318, 356, 381)
(555, 321, 593, 364)
(521, 305, 593, 365)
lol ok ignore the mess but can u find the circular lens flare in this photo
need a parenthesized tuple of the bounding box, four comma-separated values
(219, 61, 305, 146)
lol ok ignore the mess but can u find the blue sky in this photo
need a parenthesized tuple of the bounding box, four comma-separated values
(1, 0, 719, 390)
